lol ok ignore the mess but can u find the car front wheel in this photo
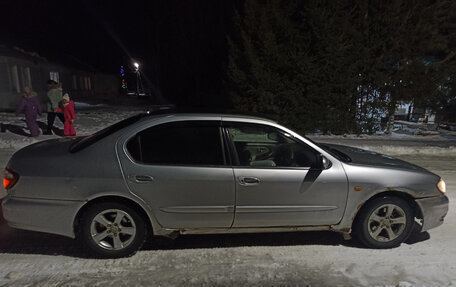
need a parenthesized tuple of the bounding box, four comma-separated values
(79, 202, 147, 258)
(354, 196, 414, 249)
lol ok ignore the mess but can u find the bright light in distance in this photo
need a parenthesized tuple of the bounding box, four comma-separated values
(133, 62, 139, 69)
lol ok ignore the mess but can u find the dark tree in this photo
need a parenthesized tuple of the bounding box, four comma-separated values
(227, 0, 456, 134)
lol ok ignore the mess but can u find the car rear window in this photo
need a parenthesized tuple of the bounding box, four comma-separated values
(126, 121, 225, 166)
(70, 113, 147, 153)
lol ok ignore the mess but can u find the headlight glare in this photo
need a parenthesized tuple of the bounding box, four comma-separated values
(437, 179, 446, 194)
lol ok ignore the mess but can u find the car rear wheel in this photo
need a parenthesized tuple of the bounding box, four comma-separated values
(354, 196, 414, 249)
(79, 202, 147, 258)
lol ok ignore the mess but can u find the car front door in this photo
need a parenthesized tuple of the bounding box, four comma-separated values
(117, 120, 235, 229)
(224, 122, 348, 228)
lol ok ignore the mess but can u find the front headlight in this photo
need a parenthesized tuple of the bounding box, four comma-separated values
(437, 178, 446, 194)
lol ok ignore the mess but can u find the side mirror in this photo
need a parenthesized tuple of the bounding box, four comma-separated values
(320, 155, 332, 170)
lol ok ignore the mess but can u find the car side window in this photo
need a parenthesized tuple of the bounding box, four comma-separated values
(126, 121, 224, 166)
(227, 124, 319, 168)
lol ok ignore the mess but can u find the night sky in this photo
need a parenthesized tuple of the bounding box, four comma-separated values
(0, 0, 237, 106)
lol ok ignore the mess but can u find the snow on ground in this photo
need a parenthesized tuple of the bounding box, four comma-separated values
(311, 135, 456, 157)
(0, 104, 142, 149)
(1, 104, 455, 156)
(0, 107, 455, 286)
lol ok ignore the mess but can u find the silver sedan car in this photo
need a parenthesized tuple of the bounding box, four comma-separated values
(2, 112, 449, 258)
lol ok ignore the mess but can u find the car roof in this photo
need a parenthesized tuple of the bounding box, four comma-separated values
(141, 106, 278, 124)
(144, 113, 275, 122)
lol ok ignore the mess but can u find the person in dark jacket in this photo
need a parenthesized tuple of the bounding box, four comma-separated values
(15, 86, 42, 137)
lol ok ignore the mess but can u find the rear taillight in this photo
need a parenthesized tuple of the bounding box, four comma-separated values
(4, 168, 19, 190)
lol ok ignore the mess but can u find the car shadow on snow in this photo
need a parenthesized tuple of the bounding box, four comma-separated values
(405, 227, 431, 244)
(0, 223, 86, 258)
(0, 219, 431, 258)
(144, 226, 430, 251)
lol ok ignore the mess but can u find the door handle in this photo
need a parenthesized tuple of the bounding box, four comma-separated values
(238, 176, 260, 186)
(129, 175, 154, 183)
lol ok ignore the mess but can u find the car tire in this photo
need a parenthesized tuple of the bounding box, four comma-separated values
(79, 202, 147, 258)
(354, 196, 414, 249)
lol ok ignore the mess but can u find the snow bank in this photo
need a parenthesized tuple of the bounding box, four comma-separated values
(74, 101, 110, 109)
(1, 109, 455, 157)
(0, 108, 142, 151)
(312, 139, 456, 158)
(310, 132, 445, 141)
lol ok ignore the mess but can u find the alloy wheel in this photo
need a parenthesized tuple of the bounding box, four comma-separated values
(367, 203, 407, 242)
(90, 209, 137, 250)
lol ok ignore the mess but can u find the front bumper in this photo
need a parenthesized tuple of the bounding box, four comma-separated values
(1, 196, 84, 238)
(416, 195, 449, 231)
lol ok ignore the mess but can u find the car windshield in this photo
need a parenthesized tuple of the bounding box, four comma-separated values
(269, 125, 353, 163)
(70, 113, 147, 153)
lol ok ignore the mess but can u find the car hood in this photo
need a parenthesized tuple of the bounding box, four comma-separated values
(322, 143, 431, 173)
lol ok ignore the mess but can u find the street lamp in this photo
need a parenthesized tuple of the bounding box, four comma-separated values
(132, 61, 143, 96)
(133, 62, 139, 71)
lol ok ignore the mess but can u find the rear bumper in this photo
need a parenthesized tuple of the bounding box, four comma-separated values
(1, 196, 84, 238)
(416, 195, 449, 231)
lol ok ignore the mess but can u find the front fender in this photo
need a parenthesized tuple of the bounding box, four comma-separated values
(332, 163, 441, 232)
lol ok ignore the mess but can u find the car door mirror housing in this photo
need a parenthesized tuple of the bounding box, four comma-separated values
(320, 155, 332, 169)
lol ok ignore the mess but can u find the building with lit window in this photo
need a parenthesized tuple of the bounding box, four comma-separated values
(0, 45, 118, 110)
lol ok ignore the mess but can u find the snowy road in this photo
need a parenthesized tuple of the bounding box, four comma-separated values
(0, 109, 455, 286)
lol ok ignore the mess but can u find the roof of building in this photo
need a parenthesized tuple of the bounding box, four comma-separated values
(0, 45, 48, 62)
(0, 44, 95, 72)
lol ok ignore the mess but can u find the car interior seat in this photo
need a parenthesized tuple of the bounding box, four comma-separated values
(273, 144, 294, 166)
(239, 149, 251, 166)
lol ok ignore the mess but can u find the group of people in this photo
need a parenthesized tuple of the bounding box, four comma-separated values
(15, 80, 76, 137)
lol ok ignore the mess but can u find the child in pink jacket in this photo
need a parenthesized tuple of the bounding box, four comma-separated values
(57, 93, 76, 136)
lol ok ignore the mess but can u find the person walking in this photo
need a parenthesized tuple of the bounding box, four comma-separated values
(56, 93, 76, 136)
(44, 80, 64, 135)
(15, 86, 42, 137)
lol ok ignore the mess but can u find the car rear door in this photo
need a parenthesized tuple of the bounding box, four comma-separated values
(117, 119, 235, 229)
(223, 121, 348, 228)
